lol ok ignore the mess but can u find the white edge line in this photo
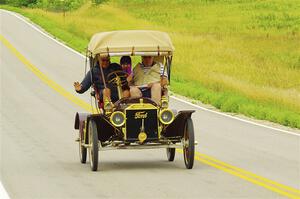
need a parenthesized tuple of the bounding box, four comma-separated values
(171, 96, 300, 136)
(0, 9, 85, 59)
(0, 181, 10, 199)
(2, 9, 299, 137)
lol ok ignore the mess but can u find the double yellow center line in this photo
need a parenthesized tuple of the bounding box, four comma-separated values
(178, 150, 300, 198)
(1, 34, 299, 199)
(0, 34, 93, 113)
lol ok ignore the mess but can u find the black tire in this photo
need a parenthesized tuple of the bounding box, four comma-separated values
(166, 148, 175, 161)
(79, 122, 87, 164)
(183, 118, 195, 169)
(88, 120, 99, 171)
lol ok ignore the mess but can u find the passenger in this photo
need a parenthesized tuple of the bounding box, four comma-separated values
(130, 56, 168, 104)
(73, 55, 130, 108)
(119, 56, 132, 98)
(120, 56, 133, 84)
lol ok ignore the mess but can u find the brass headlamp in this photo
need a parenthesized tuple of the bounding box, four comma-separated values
(110, 111, 126, 127)
(159, 109, 174, 125)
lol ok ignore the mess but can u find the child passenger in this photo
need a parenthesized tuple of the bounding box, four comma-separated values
(120, 56, 133, 85)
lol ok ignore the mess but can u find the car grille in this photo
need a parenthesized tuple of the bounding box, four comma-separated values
(125, 109, 158, 142)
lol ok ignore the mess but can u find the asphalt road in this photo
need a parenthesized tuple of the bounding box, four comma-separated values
(1, 10, 300, 199)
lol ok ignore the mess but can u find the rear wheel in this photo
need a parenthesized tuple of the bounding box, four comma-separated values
(166, 148, 175, 161)
(183, 118, 195, 169)
(79, 121, 87, 163)
(88, 120, 99, 171)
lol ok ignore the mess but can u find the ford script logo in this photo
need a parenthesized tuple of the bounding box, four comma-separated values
(135, 111, 148, 119)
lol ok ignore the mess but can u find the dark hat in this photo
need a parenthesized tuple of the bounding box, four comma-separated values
(120, 56, 132, 65)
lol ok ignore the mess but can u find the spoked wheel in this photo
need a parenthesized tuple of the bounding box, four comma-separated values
(166, 148, 175, 161)
(88, 120, 99, 171)
(79, 122, 87, 163)
(183, 118, 195, 169)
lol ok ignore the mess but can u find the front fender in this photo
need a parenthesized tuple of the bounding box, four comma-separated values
(74, 112, 90, 129)
(87, 114, 121, 142)
(162, 110, 195, 138)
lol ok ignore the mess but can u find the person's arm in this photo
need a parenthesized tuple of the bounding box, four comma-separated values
(126, 64, 133, 84)
(74, 70, 92, 94)
(160, 63, 169, 87)
(160, 77, 168, 87)
(127, 73, 133, 84)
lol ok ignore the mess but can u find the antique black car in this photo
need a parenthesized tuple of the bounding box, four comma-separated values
(74, 30, 196, 171)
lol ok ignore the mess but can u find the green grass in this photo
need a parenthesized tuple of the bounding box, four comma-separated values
(1, 0, 300, 129)
(172, 80, 300, 128)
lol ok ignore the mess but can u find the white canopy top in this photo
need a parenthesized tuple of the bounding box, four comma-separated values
(88, 30, 175, 57)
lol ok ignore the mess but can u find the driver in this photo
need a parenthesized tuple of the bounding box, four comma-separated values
(74, 55, 130, 105)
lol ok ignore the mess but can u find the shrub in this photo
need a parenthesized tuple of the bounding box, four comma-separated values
(3, 0, 84, 10)
(92, 0, 108, 5)
(46, 0, 84, 11)
(5, 0, 37, 7)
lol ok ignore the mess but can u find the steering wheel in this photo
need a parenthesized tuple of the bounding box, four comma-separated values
(107, 70, 128, 88)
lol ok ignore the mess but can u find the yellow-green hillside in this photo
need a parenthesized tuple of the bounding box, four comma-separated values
(1, 0, 300, 128)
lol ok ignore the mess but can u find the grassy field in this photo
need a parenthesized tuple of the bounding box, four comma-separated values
(1, 0, 300, 128)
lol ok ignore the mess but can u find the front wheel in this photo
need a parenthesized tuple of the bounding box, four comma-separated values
(166, 148, 175, 161)
(88, 120, 99, 171)
(79, 121, 87, 163)
(183, 118, 195, 169)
